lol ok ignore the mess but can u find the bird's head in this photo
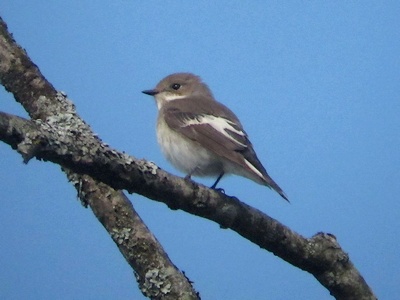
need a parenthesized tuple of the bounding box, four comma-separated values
(142, 73, 213, 109)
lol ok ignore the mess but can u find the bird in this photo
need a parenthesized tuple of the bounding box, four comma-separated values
(142, 73, 288, 201)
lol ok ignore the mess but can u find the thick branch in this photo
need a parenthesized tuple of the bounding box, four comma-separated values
(0, 16, 199, 300)
(0, 16, 376, 299)
(69, 174, 199, 299)
(0, 111, 376, 299)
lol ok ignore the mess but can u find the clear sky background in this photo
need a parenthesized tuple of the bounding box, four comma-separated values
(1, 2, 399, 299)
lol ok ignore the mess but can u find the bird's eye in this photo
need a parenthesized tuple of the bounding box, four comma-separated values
(171, 83, 181, 90)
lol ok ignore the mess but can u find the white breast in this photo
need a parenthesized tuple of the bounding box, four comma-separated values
(156, 117, 223, 177)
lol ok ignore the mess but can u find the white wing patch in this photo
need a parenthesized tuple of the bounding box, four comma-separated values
(182, 115, 247, 147)
(244, 159, 264, 180)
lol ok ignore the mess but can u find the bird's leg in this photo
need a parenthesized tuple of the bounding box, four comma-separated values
(211, 172, 224, 189)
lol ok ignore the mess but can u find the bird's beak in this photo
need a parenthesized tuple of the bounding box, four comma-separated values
(142, 89, 159, 96)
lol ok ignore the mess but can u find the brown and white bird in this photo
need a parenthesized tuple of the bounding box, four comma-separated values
(142, 73, 288, 201)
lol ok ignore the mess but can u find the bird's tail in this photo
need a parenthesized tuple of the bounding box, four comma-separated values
(263, 174, 289, 202)
(239, 146, 289, 202)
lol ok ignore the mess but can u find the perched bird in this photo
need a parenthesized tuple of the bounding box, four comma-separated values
(142, 73, 288, 201)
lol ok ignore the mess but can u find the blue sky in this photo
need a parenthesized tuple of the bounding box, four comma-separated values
(1, 1, 399, 299)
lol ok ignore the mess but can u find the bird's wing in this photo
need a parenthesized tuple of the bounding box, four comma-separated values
(163, 105, 289, 201)
(163, 107, 262, 175)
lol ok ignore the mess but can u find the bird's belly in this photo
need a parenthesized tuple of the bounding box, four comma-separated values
(157, 124, 223, 177)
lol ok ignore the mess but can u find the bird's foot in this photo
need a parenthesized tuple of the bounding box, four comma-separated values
(212, 187, 225, 194)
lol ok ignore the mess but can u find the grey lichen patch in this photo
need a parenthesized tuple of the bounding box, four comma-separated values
(137, 159, 159, 175)
(306, 232, 350, 269)
(55, 91, 77, 113)
(66, 170, 82, 186)
(305, 240, 317, 257)
(17, 130, 43, 163)
(111, 227, 132, 245)
(121, 152, 135, 165)
(37, 93, 97, 141)
(160, 282, 172, 295)
(35, 93, 77, 118)
(141, 268, 172, 297)
(336, 251, 349, 264)
(64, 173, 89, 207)
(31, 93, 106, 162)
(324, 271, 337, 286)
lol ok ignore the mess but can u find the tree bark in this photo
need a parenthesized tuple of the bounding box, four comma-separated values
(0, 17, 199, 300)
(0, 16, 376, 300)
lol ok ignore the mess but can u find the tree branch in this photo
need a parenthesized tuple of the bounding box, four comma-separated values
(69, 174, 200, 300)
(0, 16, 376, 299)
(0, 16, 199, 300)
(0, 108, 375, 299)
